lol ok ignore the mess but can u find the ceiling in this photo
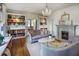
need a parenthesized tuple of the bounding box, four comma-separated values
(5, 3, 78, 15)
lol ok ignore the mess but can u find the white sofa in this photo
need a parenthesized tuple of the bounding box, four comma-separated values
(40, 40, 79, 56)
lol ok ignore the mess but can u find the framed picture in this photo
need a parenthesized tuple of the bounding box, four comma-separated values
(59, 12, 70, 25)
(61, 12, 70, 20)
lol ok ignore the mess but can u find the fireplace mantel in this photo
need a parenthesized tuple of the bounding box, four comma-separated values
(57, 25, 77, 27)
(57, 25, 78, 41)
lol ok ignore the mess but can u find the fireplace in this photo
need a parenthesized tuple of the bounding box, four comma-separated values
(61, 31, 69, 40)
(57, 25, 77, 41)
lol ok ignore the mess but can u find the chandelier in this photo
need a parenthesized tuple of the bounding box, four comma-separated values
(42, 3, 51, 17)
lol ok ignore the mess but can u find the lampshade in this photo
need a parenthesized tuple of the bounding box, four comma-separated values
(42, 3, 51, 16)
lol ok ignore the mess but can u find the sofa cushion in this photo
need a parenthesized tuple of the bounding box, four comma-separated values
(31, 34, 51, 43)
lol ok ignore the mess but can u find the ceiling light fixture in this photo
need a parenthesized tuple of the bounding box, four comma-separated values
(42, 3, 51, 17)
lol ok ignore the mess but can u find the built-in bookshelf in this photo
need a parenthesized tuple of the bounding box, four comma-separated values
(40, 16, 48, 34)
(8, 29, 25, 37)
(7, 14, 26, 39)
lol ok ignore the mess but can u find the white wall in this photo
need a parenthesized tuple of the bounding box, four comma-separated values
(25, 13, 40, 30)
(47, 14, 54, 34)
(48, 4, 79, 37)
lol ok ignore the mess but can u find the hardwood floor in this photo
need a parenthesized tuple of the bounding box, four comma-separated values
(8, 38, 30, 56)
(14, 47, 30, 56)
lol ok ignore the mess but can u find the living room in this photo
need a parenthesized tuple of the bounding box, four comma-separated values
(0, 3, 79, 56)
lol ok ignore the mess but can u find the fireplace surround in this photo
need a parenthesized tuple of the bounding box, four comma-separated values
(57, 25, 77, 41)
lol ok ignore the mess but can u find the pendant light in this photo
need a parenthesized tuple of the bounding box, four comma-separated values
(42, 3, 51, 17)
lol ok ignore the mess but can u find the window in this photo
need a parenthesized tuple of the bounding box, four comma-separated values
(26, 19, 37, 30)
